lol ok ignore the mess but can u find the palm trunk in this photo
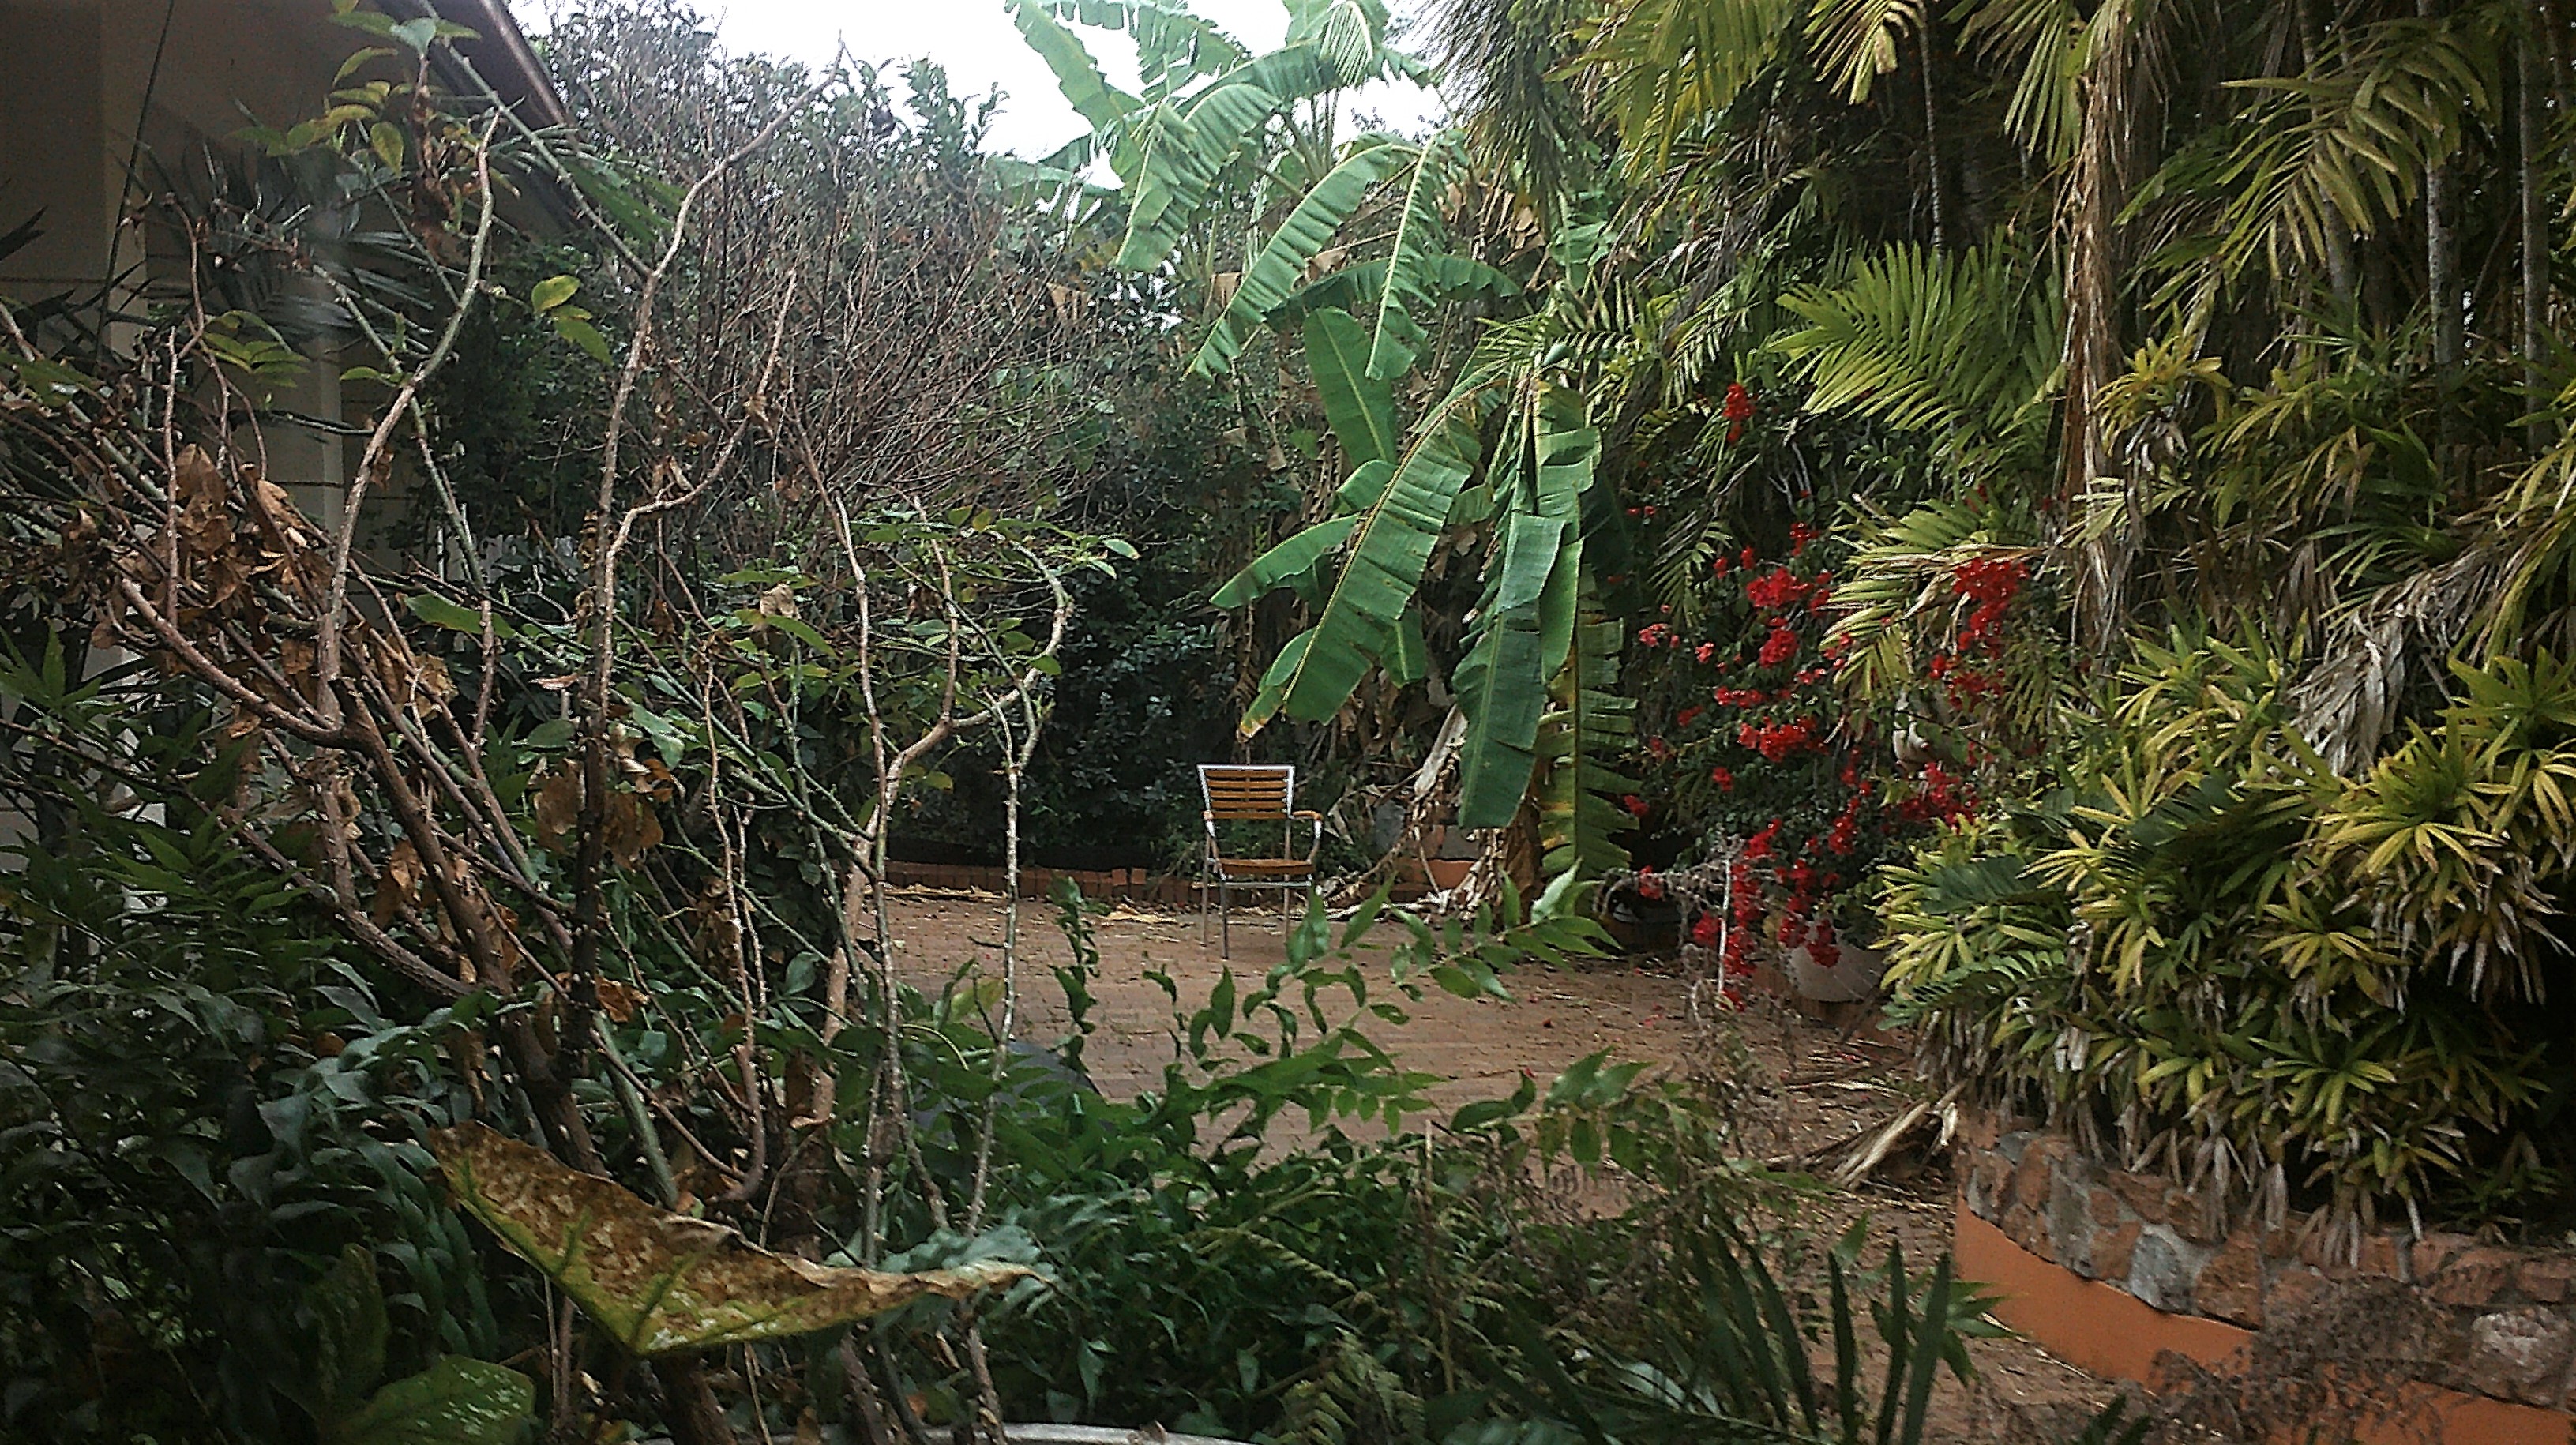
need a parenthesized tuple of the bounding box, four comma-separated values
(2063, 0, 2139, 651)
(2523, 28, 2552, 454)
(2421, 0, 2463, 374)
(1918, 22, 1948, 250)
(2299, 0, 2357, 305)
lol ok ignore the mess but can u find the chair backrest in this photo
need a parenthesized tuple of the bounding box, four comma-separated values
(1199, 764, 1294, 820)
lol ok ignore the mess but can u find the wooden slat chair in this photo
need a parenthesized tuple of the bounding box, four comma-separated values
(1197, 764, 1322, 957)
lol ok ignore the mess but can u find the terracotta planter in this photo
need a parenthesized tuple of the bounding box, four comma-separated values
(1786, 940, 1885, 1002)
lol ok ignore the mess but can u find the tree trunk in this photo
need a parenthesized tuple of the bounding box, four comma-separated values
(2524, 26, 2552, 454)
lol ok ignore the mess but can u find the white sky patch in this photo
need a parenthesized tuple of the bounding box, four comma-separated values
(515, 0, 1452, 159)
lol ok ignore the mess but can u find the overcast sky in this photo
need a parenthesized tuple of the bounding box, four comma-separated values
(519, 1, 1449, 158)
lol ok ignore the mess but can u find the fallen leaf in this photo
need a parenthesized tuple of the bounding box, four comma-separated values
(430, 1124, 1035, 1355)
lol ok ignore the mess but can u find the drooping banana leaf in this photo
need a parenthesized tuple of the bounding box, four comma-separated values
(1455, 389, 1600, 828)
(1004, 0, 1141, 135)
(1304, 305, 1402, 466)
(1117, 84, 1281, 268)
(1211, 515, 1359, 607)
(1267, 385, 1493, 725)
(1048, 0, 1252, 103)
(1195, 144, 1419, 377)
(1455, 511, 1572, 826)
(1536, 614, 1639, 878)
(1114, 45, 1346, 269)
(430, 1124, 1034, 1357)
(1263, 253, 1521, 335)
(1241, 628, 1316, 736)
(1366, 130, 1463, 381)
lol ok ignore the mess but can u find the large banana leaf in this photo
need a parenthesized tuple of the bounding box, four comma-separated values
(1194, 144, 1419, 377)
(1455, 512, 1572, 826)
(1004, 0, 1141, 134)
(1117, 81, 1286, 268)
(1304, 305, 1401, 465)
(1284, 0, 1387, 83)
(1366, 130, 1463, 381)
(1262, 253, 1522, 334)
(1267, 386, 1492, 724)
(1455, 394, 1599, 828)
(1211, 515, 1359, 608)
(431, 1124, 1033, 1356)
(1241, 628, 1315, 736)
(1047, 0, 1252, 103)
(1535, 615, 1639, 878)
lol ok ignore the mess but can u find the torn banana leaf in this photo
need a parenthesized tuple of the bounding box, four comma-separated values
(431, 1124, 1036, 1355)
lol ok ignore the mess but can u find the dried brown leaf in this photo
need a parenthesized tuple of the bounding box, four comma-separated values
(429, 1124, 1034, 1355)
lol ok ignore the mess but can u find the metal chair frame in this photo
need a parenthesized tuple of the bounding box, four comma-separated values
(1196, 764, 1323, 957)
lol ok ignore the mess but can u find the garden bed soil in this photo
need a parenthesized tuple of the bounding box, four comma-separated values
(881, 889, 2125, 1443)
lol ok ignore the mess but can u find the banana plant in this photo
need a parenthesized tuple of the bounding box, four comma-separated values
(1012, 0, 1643, 870)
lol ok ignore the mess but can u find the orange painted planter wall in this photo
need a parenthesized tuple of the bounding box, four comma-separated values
(1956, 1207, 2576, 1445)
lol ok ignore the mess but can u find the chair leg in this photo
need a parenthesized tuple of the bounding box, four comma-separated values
(1219, 880, 1230, 958)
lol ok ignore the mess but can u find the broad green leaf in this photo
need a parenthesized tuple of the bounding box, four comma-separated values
(1211, 515, 1358, 608)
(301, 1246, 389, 1423)
(550, 314, 613, 365)
(1302, 306, 1401, 467)
(431, 1124, 1035, 1356)
(1194, 144, 1417, 376)
(1241, 629, 1315, 737)
(1263, 253, 1520, 332)
(1365, 130, 1461, 381)
(1117, 81, 1285, 269)
(1384, 605, 1429, 685)
(1284, 0, 1386, 82)
(407, 592, 504, 636)
(1455, 512, 1569, 826)
(1269, 385, 1489, 724)
(327, 1357, 531, 1445)
(1004, 0, 1143, 130)
(1535, 614, 1637, 878)
(530, 274, 578, 313)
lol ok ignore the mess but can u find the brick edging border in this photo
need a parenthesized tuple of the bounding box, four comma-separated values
(1955, 1206, 2574, 1445)
(1955, 1111, 2576, 1421)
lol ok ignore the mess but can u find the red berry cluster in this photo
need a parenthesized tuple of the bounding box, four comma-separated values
(1722, 381, 1756, 443)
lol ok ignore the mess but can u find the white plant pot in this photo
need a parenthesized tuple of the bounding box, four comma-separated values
(1786, 940, 1886, 1003)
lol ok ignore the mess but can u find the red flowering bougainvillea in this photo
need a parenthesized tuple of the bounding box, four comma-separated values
(1623, 523, 1985, 978)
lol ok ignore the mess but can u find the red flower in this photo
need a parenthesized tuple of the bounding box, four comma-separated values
(1759, 625, 1800, 666)
(1695, 641, 1718, 663)
(1746, 566, 1808, 613)
(1691, 913, 1722, 949)
(1621, 794, 1651, 818)
(1676, 705, 1704, 730)
(1723, 381, 1756, 442)
(1711, 554, 1732, 576)
(1709, 765, 1735, 790)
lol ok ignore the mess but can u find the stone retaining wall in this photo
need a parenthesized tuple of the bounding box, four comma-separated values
(1957, 1112, 2576, 1413)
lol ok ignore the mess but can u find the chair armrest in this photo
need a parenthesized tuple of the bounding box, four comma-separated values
(1293, 810, 1325, 859)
